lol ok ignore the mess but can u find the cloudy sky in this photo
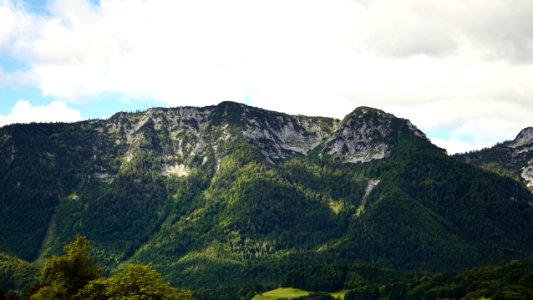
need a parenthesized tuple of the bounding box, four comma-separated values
(1, 0, 533, 153)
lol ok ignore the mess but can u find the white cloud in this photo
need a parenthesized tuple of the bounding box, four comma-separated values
(0, 0, 33, 53)
(0, 100, 83, 127)
(2, 0, 533, 152)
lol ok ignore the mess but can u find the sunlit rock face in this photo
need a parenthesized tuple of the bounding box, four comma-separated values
(320, 106, 429, 163)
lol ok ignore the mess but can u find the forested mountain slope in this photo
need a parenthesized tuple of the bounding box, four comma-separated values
(458, 127, 533, 191)
(1, 101, 532, 290)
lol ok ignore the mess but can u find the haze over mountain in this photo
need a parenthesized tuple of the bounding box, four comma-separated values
(1, 101, 532, 292)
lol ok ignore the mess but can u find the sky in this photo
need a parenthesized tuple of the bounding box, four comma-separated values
(1, 0, 533, 154)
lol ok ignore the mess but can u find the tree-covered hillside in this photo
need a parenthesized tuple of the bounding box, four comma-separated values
(277, 260, 533, 300)
(1, 102, 532, 294)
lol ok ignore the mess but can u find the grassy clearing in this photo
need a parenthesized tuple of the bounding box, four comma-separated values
(253, 287, 348, 299)
(253, 287, 310, 299)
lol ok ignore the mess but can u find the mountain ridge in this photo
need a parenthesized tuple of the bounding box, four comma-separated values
(459, 126, 533, 190)
(1, 101, 532, 292)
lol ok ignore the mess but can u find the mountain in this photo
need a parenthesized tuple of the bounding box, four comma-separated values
(458, 127, 533, 191)
(1, 101, 532, 292)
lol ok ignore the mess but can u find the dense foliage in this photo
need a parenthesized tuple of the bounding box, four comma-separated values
(283, 264, 407, 293)
(279, 261, 533, 300)
(0, 253, 36, 297)
(28, 235, 193, 300)
(30, 235, 102, 299)
(350, 260, 533, 300)
(75, 265, 194, 300)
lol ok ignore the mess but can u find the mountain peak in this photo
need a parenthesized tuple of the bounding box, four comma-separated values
(510, 127, 533, 148)
(350, 106, 391, 116)
(216, 100, 247, 109)
(319, 106, 431, 163)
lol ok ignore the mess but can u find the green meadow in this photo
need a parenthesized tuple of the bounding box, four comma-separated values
(253, 287, 348, 299)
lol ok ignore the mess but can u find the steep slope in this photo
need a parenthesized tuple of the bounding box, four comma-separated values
(458, 127, 533, 191)
(317, 106, 431, 163)
(336, 148, 533, 271)
(0, 102, 337, 262)
(0, 101, 532, 292)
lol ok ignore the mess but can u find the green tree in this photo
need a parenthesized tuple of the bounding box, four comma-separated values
(30, 234, 102, 300)
(75, 264, 194, 300)
(29, 235, 194, 299)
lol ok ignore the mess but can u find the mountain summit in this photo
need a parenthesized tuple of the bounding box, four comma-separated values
(510, 127, 533, 149)
(1, 102, 532, 290)
(320, 106, 433, 163)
